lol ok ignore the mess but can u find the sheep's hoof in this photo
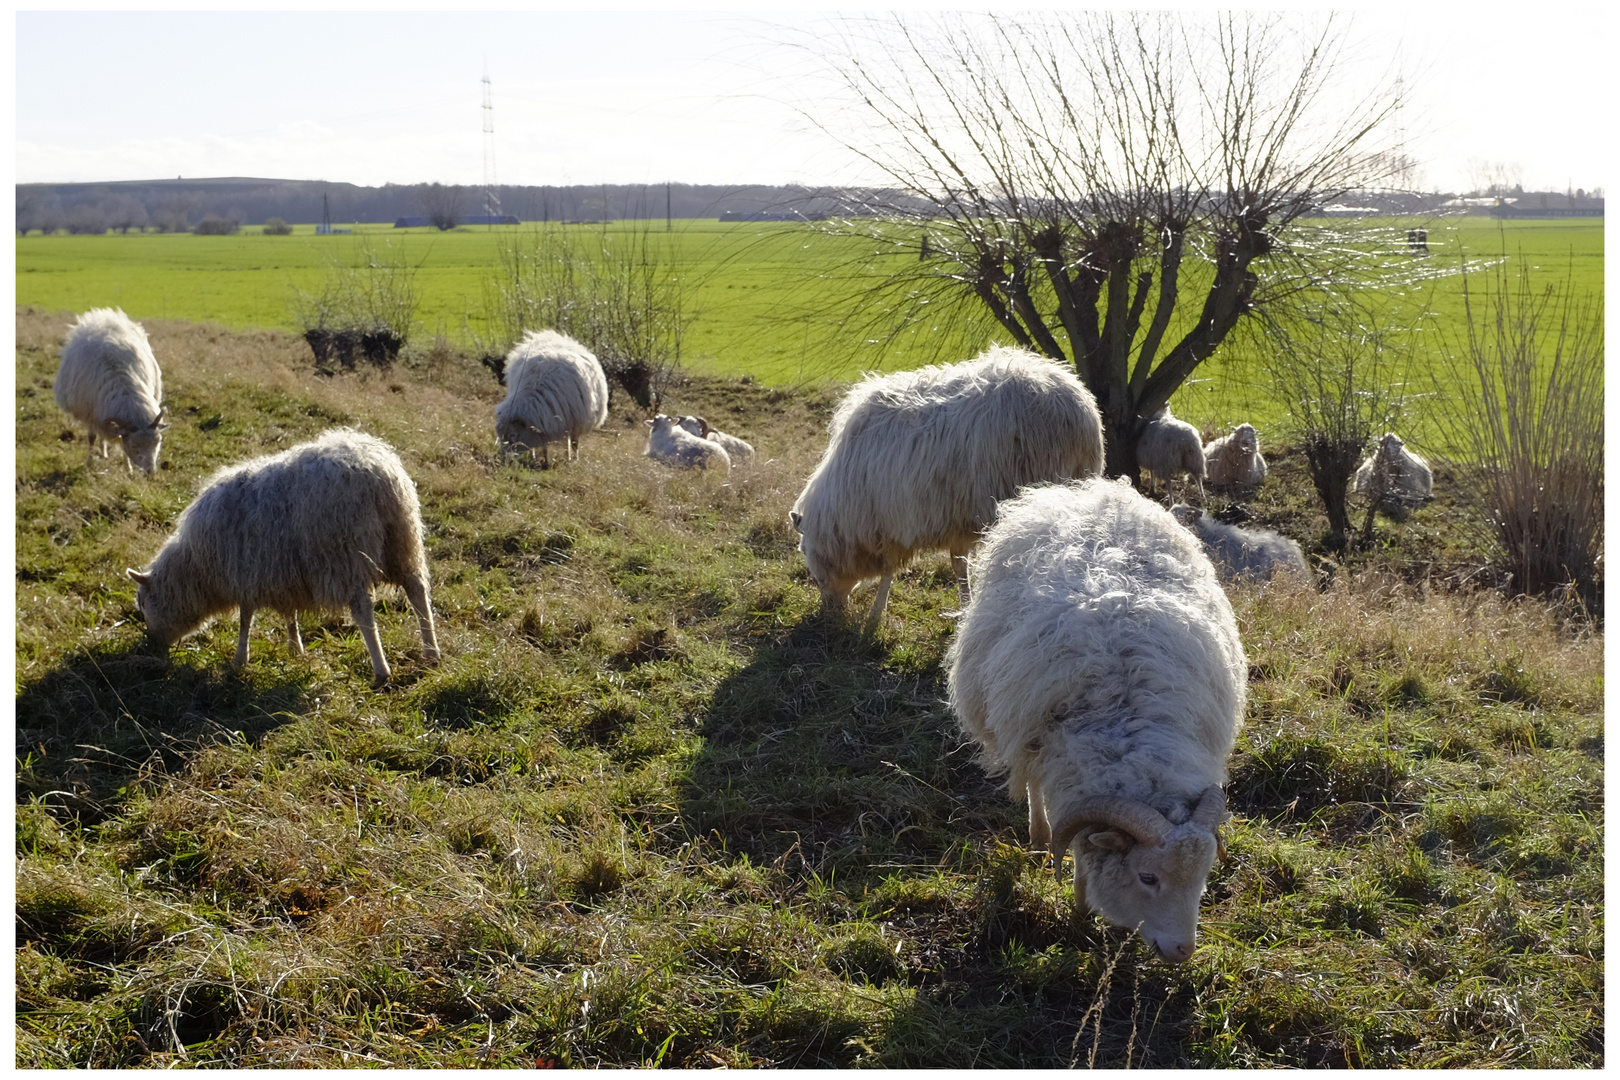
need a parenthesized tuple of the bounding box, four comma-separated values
(370, 672, 391, 690)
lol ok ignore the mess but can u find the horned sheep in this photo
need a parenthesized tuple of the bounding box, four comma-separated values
(947, 478, 1246, 963)
(789, 344, 1104, 631)
(1170, 505, 1308, 582)
(1137, 404, 1205, 497)
(1353, 432, 1433, 505)
(645, 414, 731, 472)
(494, 329, 609, 466)
(127, 428, 439, 688)
(1203, 423, 1268, 487)
(677, 415, 755, 464)
(54, 307, 169, 475)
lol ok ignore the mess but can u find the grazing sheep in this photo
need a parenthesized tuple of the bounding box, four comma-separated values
(677, 415, 755, 464)
(1353, 432, 1434, 505)
(1203, 423, 1268, 487)
(1137, 405, 1205, 497)
(54, 307, 169, 475)
(126, 428, 438, 688)
(1170, 505, 1308, 582)
(494, 329, 609, 466)
(645, 414, 731, 472)
(947, 478, 1245, 963)
(789, 344, 1104, 631)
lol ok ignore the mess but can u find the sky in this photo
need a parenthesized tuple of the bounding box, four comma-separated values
(12, 8, 1613, 196)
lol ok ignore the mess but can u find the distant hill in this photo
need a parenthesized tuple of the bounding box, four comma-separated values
(14, 178, 882, 233)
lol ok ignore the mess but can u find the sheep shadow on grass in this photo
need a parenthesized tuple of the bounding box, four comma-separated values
(16, 637, 316, 828)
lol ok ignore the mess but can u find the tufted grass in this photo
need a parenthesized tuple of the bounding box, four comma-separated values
(14, 308, 1603, 1066)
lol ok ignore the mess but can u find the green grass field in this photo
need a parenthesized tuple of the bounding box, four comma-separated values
(12, 309, 1604, 1067)
(16, 216, 1602, 424)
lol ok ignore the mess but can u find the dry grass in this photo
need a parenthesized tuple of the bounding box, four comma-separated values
(14, 308, 1604, 1067)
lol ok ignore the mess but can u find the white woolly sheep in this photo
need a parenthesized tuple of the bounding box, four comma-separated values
(645, 414, 731, 472)
(789, 344, 1104, 632)
(677, 415, 755, 464)
(1169, 505, 1308, 582)
(1137, 405, 1205, 497)
(54, 307, 169, 475)
(947, 478, 1246, 963)
(1353, 432, 1433, 505)
(494, 329, 609, 466)
(1203, 423, 1268, 487)
(126, 428, 439, 688)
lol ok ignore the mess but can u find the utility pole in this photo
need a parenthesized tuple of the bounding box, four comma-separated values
(482, 67, 501, 222)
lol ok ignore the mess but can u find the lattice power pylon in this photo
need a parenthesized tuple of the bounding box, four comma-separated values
(482, 70, 501, 219)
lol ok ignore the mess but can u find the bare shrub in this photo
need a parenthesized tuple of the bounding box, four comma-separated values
(290, 241, 419, 374)
(193, 215, 241, 236)
(476, 223, 685, 410)
(262, 217, 293, 236)
(419, 183, 464, 231)
(1260, 299, 1422, 548)
(1436, 262, 1604, 612)
(63, 205, 109, 236)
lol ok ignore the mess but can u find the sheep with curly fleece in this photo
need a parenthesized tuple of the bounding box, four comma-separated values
(678, 414, 755, 464)
(494, 329, 609, 466)
(947, 478, 1246, 963)
(1203, 423, 1268, 487)
(1353, 432, 1433, 506)
(54, 307, 169, 475)
(127, 428, 438, 688)
(1170, 505, 1308, 582)
(789, 344, 1103, 631)
(645, 414, 731, 472)
(1137, 404, 1205, 498)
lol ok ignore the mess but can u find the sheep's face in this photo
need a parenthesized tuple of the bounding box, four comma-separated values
(676, 415, 709, 439)
(126, 566, 195, 648)
(1077, 823, 1219, 964)
(1232, 425, 1258, 456)
(110, 411, 168, 475)
(1379, 433, 1405, 457)
(497, 417, 548, 459)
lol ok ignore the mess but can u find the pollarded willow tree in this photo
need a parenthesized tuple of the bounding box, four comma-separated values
(814, 12, 1408, 479)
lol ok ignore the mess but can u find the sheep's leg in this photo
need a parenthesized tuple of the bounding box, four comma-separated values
(287, 612, 304, 657)
(541, 442, 551, 470)
(349, 589, 391, 688)
(568, 435, 578, 462)
(1028, 784, 1051, 851)
(862, 572, 894, 635)
(1071, 847, 1090, 920)
(949, 545, 972, 605)
(85, 432, 96, 469)
(232, 606, 255, 671)
(403, 575, 440, 663)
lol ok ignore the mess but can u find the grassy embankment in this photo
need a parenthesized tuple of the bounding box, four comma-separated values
(15, 308, 1602, 1066)
(16, 215, 1603, 423)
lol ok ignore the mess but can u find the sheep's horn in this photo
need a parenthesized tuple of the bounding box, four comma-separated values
(1049, 795, 1174, 860)
(1191, 786, 1226, 832)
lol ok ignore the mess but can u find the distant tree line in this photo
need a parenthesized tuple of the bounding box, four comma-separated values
(14, 179, 896, 234)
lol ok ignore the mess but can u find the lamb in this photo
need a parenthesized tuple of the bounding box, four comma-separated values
(126, 428, 439, 688)
(788, 344, 1104, 632)
(494, 329, 609, 466)
(645, 414, 731, 472)
(53, 307, 169, 475)
(1136, 404, 1205, 497)
(1352, 432, 1433, 506)
(1203, 423, 1268, 487)
(1169, 505, 1308, 582)
(677, 415, 755, 464)
(946, 478, 1246, 963)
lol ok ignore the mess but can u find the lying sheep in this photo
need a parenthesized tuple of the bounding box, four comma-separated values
(1170, 505, 1308, 582)
(947, 478, 1245, 963)
(494, 329, 609, 466)
(1203, 423, 1268, 487)
(1137, 404, 1206, 497)
(677, 415, 755, 464)
(54, 307, 169, 475)
(126, 428, 438, 688)
(789, 344, 1104, 631)
(645, 414, 731, 472)
(1353, 432, 1433, 506)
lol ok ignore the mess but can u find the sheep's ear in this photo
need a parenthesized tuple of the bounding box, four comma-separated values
(695, 415, 712, 436)
(788, 511, 803, 532)
(1087, 830, 1134, 853)
(154, 407, 171, 431)
(644, 418, 655, 427)
(126, 567, 152, 586)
